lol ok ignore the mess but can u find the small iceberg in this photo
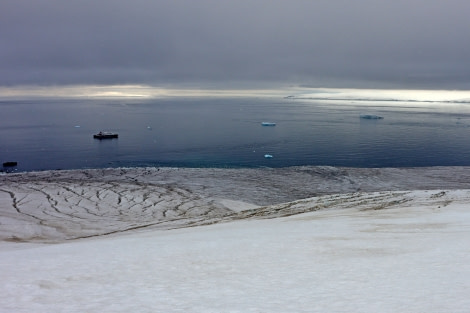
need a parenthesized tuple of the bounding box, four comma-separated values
(264, 154, 273, 158)
(261, 122, 276, 126)
(360, 114, 383, 120)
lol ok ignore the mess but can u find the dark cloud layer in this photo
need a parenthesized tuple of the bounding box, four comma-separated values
(1, 0, 469, 88)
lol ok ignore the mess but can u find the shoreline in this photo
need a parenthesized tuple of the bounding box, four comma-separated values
(3, 164, 470, 198)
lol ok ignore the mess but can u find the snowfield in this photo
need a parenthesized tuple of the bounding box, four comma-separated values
(1, 166, 469, 312)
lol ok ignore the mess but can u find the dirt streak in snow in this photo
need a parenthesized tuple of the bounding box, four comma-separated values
(1, 166, 470, 242)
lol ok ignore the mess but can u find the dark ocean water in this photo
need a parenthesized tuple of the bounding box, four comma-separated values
(2, 96, 470, 172)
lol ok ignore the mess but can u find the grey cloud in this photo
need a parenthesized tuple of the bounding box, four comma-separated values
(1, 0, 469, 88)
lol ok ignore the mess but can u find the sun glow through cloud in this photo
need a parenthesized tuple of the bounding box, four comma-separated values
(289, 88, 470, 103)
(0, 85, 469, 105)
(0, 85, 296, 100)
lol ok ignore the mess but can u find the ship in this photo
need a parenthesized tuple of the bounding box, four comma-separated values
(93, 131, 118, 139)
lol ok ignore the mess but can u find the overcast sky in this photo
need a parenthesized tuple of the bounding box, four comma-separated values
(1, 0, 469, 89)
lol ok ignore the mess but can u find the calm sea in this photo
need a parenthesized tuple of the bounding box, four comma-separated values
(2, 96, 470, 172)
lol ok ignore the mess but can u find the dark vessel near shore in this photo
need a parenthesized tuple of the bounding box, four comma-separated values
(93, 131, 118, 139)
(2, 161, 17, 167)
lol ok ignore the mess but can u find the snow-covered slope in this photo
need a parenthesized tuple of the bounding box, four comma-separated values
(1, 167, 469, 312)
(2, 166, 470, 242)
(1, 189, 469, 312)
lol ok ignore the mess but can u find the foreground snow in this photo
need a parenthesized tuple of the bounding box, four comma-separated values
(1, 167, 470, 312)
(1, 190, 469, 312)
